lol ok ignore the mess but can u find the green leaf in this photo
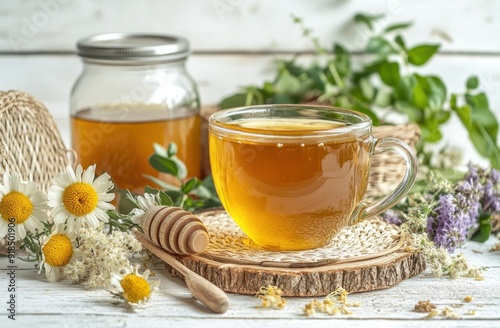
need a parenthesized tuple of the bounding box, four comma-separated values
(407, 44, 440, 66)
(366, 36, 397, 57)
(144, 185, 161, 195)
(435, 110, 451, 124)
(450, 94, 458, 111)
(171, 156, 188, 179)
(164, 190, 184, 207)
(353, 13, 385, 30)
(411, 77, 429, 108)
(466, 76, 479, 90)
(384, 22, 413, 33)
(143, 174, 179, 191)
(274, 69, 302, 94)
(272, 93, 294, 104)
(470, 213, 492, 242)
(125, 189, 139, 207)
(359, 78, 375, 100)
(454, 105, 472, 129)
(394, 101, 422, 122)
(419, 116, 443, 142)
(333, 43, 351, 76)
(373, 89, 392, 107)
(158, 190, 173, 206)
(191, 185, 213, 199)
(460, 92, 500, 167)
(378, 61, 400, 86)
(167, 142, 178, 157)
(153, 143, 168, 157)
(117, 189, 138, 214)
(426, 76, 447, 110)
(149, 154, 178, 176)
(219, 93, 247, 109)
(394, 75, 413, 101)
(181, 177, 201, 194)
(394, 35, 406, 51)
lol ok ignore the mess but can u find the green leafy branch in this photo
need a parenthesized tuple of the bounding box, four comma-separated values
(119, 143, 221, 213)
(219, 12, 500, 169)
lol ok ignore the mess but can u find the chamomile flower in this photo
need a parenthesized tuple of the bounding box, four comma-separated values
(0, 172, 48, 240)
(39, 225, 80, 282)
(48, 165, 115, 232)
(111, 265, 160, 308)
(130, 193, 158, 224)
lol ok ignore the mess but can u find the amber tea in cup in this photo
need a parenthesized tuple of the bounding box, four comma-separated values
(209, 105, 418, 251)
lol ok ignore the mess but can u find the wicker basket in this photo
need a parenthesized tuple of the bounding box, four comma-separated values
(201, 105, 420, 199)
(0, 90, 71, 191)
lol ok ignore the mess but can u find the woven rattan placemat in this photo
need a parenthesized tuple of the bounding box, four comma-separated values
(197, 210, 405, 268)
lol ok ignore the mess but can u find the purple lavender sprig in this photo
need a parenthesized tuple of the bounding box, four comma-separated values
(384, 166, 499, 253)
(426, 166, 500, 252)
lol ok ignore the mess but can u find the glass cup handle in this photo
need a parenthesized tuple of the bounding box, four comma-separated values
(349, 137, 418, 224)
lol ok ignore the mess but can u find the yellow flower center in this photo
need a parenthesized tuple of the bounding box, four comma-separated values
(0, 191, 33, 224)
(42, 234, 74, 267)
(120, 274, 151, 303)
(62, 182, 98, 216)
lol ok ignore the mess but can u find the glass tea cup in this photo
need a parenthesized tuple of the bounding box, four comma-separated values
(209, 105, 418, 251)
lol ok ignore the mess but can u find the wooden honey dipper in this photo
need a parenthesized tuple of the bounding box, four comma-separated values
(136, 205, 230, 314)
(142, 205, 209, 255)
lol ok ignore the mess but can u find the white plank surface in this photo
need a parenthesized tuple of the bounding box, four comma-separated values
(1, 0, 500, 53)
(0, 237, 499, 327)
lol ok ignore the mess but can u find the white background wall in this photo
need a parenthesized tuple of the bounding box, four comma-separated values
(1, 0, 500, 165)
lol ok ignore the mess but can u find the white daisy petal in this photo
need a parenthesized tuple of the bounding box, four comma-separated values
(92, 173, 113, 191)
(85, 212, 100, 228)
(24, 216, 44, 233)
(0, 184, 7, 195)
(67, 216, 75, 232)
(2, 172, 10, 190)
(92, 207, 109, 222)
(98, 192, 115, 202)
(82, 165, 96, 184)
(45, 264, 61, 283)
(32, 209, 48, 221)
(52, 208, 69, 225)
(23, 181, 37, 197)
(75, 217, 82, 232)
(10, 172, 20, 191)
(16, 224, 26, 240)
(75, 165, 84, 182)
(66, 165, 77, 183)
(97, 201, 115, 211)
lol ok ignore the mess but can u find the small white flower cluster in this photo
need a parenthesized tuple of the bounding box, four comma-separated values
(64, 226, 142, 289)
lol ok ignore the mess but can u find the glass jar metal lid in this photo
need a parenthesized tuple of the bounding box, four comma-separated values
(76, 33, 190, 63)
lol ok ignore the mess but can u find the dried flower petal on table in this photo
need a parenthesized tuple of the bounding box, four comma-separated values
(48, 164, 115, 233)
(110, 264, 160, 309)
(256, 285, 286, 309)
(463, 295, 474, 302)
(304, 287, 360, 316)
(414, 300, 437, 312)
(0, 172, 48, 240)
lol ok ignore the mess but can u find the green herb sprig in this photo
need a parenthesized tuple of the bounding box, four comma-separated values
(219, 13, 500, 168)
(119, 143, 221, 213)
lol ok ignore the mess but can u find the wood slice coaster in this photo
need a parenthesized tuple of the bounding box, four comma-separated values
(168, 210, 426, 296)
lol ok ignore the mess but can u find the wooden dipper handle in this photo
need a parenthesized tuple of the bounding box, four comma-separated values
(135, 233, 230, 314)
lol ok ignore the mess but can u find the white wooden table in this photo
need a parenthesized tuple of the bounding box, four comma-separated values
(1, 237, 499, 328)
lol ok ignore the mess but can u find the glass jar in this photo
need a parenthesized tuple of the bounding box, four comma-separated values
(71, 33, 201, 195)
